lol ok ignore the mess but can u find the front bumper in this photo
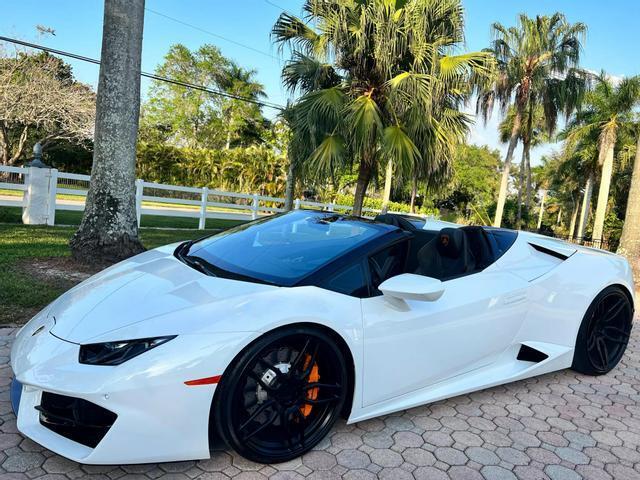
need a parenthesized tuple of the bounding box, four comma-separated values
(10, 327, 248, 464)
(10, 377, 22, 415)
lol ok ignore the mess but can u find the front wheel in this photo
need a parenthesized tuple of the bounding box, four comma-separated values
(213, 327, 348, 463)
(572, 286, 633, 375)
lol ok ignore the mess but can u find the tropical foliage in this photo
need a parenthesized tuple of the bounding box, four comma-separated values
(273, 0, 494, 216)
(140, 43, 268, 150)
(136, 141, 288, 198)
(477, 13, 587, 227)
(436, 145, 501, 224)
(537, 74, 640, 252)
(563, 73, 640, 241)
(8, 3, 640, 268)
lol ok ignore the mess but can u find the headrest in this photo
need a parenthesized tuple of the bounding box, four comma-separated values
(436, 228, 465, 259)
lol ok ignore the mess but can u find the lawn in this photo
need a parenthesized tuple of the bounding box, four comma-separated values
(0, 206, 243, 229)
(0, 189, 257, 216)
(0, 220, 239, 325)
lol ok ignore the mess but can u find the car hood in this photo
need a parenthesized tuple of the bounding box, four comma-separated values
(49, 245, 277, 343)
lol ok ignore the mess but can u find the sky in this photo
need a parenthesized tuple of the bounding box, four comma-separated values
(2, 0, 640, 167)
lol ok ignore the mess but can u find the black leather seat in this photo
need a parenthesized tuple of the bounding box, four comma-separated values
(415, 228, 476, 280)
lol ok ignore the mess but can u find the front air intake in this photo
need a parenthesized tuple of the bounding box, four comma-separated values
(36, 392, 117, 448)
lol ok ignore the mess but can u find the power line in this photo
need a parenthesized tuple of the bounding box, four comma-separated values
(263, 0, 296, 15)
(0, 36, 285, 111)
(144, 7, 280, 61)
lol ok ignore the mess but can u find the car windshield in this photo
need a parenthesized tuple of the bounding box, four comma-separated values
(183, 210, 387, 285)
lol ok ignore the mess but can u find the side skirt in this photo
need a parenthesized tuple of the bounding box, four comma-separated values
(347, 341, 573, 424)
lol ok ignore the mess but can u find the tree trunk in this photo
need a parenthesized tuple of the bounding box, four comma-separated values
(524, 145, 532, 223)
(5, 125, 29, 165)
(381, 159, 393, 213)
(353, 158, 373, 217)
(592, 133, 616, 244)
(410, 175, 417, 213)
(577, 174, 593, 240)
(568, 197, 580, 240)
(537, 189, 546, 231)
(617, 133, 640, 281)
(70, 0, 145, 265)
(0, 124, 10, 165)
(516, 144, 527, 228)
(225, 121, 232, 150)
(494, 110, 521, 227)
(284, 154, 295, 211)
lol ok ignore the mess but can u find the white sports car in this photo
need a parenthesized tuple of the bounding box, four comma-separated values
(10, 210, 635, 464)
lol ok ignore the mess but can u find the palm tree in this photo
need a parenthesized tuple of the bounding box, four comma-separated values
(274, 51, 343, 211)
(70, 0, 145, 264)
(272, 0, 493, 216)
(534, 152, 582, 234)
(566, 73, 640, 244)
(478, 13, 587, 227)
(559, 125, 600, 240)
(618, 121, 640, 276)
(219, 63, 266, 150)
(498, 104, 547, 227)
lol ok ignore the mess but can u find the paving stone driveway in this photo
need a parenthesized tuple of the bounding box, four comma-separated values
(1, 322, 639, 480)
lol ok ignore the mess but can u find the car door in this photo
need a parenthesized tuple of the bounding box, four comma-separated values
(360, 241, 529, 407)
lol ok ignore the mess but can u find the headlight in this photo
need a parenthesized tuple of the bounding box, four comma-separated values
(79, 336, 176, 366)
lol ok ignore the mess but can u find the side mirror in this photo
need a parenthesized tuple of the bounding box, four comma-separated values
(379, 273, 444, 302)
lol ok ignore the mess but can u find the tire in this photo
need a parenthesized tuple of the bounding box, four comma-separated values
(213, 326, 348, 463)
(572, 285, 633, 375)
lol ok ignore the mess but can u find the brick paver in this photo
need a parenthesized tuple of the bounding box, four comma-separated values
(1, 322, 639, 479)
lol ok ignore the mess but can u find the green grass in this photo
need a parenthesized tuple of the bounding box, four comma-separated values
(0, 206, 242, 229)
(0, 218, 241, 324)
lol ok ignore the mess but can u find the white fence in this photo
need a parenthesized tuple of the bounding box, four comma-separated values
(0, 165, 410, 228)
(0, 165, 29, 207)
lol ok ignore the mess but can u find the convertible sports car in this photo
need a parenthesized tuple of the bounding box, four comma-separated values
(10, 210, 635, 464)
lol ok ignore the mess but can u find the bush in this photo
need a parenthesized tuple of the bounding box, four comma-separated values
(136, 143, 287, 197)
(332, 194, 439, 216)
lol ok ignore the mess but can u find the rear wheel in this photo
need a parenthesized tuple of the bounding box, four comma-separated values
(213, 327, 348, 463)
(572, 286, 633, 375)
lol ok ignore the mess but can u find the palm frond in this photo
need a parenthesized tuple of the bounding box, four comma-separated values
(307, 134, 347, 178)
(382, 125, 422, 178)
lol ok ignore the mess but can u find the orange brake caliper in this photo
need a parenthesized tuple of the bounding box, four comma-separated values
(300, 354, 320, 418)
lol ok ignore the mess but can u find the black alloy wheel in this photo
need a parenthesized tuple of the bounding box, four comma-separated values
(573, 286, 633, 375)
(213, 327, 348, 463)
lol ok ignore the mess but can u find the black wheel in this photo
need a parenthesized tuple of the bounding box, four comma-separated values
(572, 286, 633, 375)
(213, 327, 348, 463)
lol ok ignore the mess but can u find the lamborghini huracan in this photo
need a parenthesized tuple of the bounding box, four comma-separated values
(10, 210, 634, 464)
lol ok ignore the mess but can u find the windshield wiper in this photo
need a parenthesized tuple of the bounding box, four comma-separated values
(181, 255, 217, 277)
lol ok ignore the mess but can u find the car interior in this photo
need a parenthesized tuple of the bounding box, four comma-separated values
(373, 215, 496, 285)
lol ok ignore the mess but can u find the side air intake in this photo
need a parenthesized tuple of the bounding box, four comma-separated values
(528, 242, 569, 260)
(517, 344, 549, 363)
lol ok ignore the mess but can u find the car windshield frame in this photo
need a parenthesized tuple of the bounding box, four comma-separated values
(178, 210, 397, 287)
